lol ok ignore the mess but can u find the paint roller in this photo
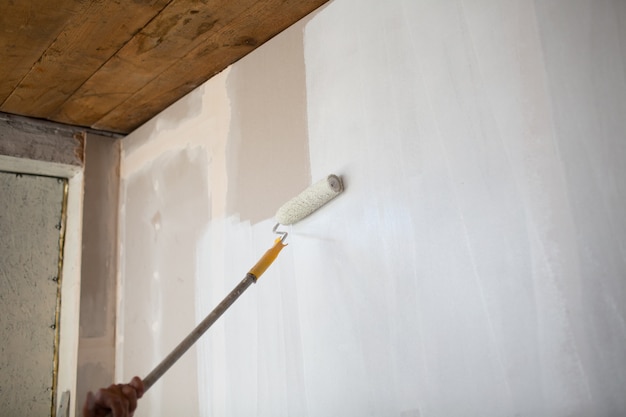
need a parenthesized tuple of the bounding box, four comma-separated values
(136, 174, 344, 394)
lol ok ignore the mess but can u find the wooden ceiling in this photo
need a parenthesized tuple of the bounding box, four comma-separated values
(0, 0, 328, 134)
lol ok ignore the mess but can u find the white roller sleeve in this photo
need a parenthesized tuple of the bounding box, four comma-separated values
(275, 174, 344, 225)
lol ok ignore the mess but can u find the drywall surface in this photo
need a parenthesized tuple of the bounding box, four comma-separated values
(225, 23, 311, 223)
(118, 0, 626, 416)
(118, 18, 313, 417)
(0, 172, 64, 415)
(76, 134, 121, 415)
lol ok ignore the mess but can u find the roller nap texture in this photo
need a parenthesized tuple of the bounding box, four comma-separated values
(275, 174, 344, 225)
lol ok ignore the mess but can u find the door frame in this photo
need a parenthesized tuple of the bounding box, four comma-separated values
(1, 112, 85, 417)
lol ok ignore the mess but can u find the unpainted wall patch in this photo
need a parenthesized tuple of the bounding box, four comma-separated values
(225, 21, 311, 224)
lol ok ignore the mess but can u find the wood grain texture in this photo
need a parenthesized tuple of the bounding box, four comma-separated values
(0, 0, 86, 103)
(0, 0, 328, 133)
(1, 0, 171, 118)
(50, 0, 256, 128)
(93, 0, 328, 133)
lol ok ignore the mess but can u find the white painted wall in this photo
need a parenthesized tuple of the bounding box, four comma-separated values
(118, 0, 626, 416)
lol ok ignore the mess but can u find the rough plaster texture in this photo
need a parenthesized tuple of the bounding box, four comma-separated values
(118, 0, 626, 416)
(0, 172, 64, 415)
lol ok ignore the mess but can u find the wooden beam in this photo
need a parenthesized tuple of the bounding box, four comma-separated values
(50, 0, 259, 129)
(52, 0, 329, 133)
(95, 0, 330, 133)
(0, 0, 86, 104)
(1, 0, 171, 120)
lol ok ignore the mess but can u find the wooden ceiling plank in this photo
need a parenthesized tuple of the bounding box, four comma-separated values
(0, 0, 86, 104)
(93, 0, 329, 133)
(51, 0, 260, 128)
(1, 0, 172, 120)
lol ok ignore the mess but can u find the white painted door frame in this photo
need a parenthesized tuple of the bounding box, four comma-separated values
(1, 113, 85, 417)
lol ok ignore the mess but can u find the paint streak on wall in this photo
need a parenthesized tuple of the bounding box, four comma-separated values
(119, 62, 237, 417)
(118, 1, 626, 416)
(225, 20, 311, 223)
(120, 147, 211, 416)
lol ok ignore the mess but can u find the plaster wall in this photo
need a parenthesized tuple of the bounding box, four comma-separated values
(76, 134, 121, 415)
(0, 172, 64, 415)
(118, 0, 626, 416)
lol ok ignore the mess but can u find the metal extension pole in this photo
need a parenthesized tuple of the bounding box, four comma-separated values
(103, 239, 285, 416)
(142, 272, 257, 391)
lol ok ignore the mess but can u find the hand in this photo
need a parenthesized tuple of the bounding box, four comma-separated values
(82, 376, 144, 417)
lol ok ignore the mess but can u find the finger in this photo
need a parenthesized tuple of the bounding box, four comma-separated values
(129, 376, 145, 399)
(102, 384, 123, 398)
(108, 396, 126, 417)
(121, 384, 138, 412)
(93, 386, 120, 409)
(94, 386, 129, 417)
(83, 391, 96, 417)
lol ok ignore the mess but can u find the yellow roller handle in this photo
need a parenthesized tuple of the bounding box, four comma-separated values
(248, 238, 286, 280)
